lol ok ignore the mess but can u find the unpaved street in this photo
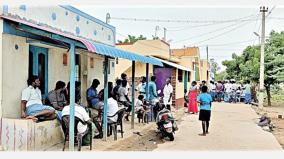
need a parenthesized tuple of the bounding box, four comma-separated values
(155, 103, 283, 151)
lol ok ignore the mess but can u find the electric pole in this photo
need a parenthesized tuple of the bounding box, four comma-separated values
(259, 6, 268, 108)
(206, 45, 209, 83)
(163, 27, 167, 41)
(106, 13, 110, 24)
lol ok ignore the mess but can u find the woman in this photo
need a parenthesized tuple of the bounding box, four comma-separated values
(188, 81, 199, 114)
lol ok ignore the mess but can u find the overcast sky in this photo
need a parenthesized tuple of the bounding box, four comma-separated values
(75, 6, 284, 70)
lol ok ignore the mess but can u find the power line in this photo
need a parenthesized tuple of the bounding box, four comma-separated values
(110, 15, 259, 24)
(167, 14, 258, 32)
(187, 19, 257, 46)
(172, 18, 258, 44)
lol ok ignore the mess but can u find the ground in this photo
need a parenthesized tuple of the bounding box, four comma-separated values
(47, 102, 283, 151)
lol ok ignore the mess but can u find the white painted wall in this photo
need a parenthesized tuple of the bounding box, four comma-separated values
(176, 69, 184, 99)
(2, 34, 29, 118)
(0, 19, 3, 117)
(4, 5, 115, 46)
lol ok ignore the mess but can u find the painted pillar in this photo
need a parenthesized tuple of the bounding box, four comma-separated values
(184, 71, 188, 92)
(145, 63, 149, 100)
(68, 43, 76, 151)
(103, 56, 109, 141)
(0, 19, 3, 117)
(194, 64, 197, 81)
(131, 61, 135, 129)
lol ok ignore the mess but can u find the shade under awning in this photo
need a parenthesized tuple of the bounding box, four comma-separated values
(151, 56, 192, 72)
(1, 15, 163, 66)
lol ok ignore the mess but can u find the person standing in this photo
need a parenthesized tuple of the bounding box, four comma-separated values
(197, 86, 213, 136)
(244, 80, 252, 104)
(136, 76, 147, 97)
(208, 80, 216, 101)
(163, 78, 173, 111)
(148, 76, 158, 121)
(118, 80, 132, 121)
(224, 80, 231, 102)
(216, 81, 224, 102)
(188, 81, 199, 114)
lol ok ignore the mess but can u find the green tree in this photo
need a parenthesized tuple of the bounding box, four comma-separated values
(117, 35, 147, 44)
(222, 31, 284, 106)
(215, 71, 228, 81)
(209, 58, 221, 79)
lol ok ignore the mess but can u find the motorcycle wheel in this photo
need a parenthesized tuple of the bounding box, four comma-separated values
(167, 132, 174, 141)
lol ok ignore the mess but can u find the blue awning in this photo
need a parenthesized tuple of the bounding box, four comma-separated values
(90, 41, 163, 66)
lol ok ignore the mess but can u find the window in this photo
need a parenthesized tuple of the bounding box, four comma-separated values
(178, 69, 183, 82)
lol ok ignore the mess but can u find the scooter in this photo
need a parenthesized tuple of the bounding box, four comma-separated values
(156, 106, 178, 141)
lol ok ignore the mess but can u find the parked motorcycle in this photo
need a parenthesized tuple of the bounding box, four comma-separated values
(156, 106, 178, 141)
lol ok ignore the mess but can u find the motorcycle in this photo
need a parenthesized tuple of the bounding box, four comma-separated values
(156, 106, 178, 141)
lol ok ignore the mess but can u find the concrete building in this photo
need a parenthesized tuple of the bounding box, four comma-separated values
(116, 40, 192, 108)
(171, 47, 211, 83)
(0, 5, 161, 151)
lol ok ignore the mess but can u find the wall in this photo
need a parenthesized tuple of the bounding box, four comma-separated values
(2, 34, 29, 118)
(123, 62, 154, 79)
(0, 19, 3, 117)
(115, 40, 170, 76)
(3, 5, 115, 46)
(175, 69, 184, 101)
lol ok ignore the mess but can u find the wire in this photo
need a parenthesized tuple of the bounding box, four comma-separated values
(110, 15, 259, 24)
(167, 14, 258, 32)
(187, 19, 257, 46)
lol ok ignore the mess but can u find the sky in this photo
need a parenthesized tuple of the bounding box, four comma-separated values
(75, 6, 284, 71)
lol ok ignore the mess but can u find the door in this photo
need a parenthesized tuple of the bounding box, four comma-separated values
(29, 45, 48, 98)
(154, 68, 173, 97)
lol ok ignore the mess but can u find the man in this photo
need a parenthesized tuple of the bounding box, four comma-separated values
(136, 76, 146, 96)
(148, 76, 158, 121)
(121, 73, 130, 94)
(224, 80, 231, 102)
(48, 81, 67, 111)
(208, 80, 216, 101)
(21, 76, 56, 122)
(216, 81, 224, 102)
(118, 80, 132, 121)
(199, 80, 207, 92)
(62, 90, 99, 140)
(244, 80, 252, 104)
(86, 79, 100, 109)
(148, 76, 158, 102)
(113, 79, 122, 101)
(163, 78, 173, 111)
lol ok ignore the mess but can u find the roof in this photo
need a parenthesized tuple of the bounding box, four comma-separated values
(1, 15, 163, 66)
(151, 57, 192, 72)
(171, 47, 199, 57)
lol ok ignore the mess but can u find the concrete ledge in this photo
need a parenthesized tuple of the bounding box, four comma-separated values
(0, 118, 63, 151)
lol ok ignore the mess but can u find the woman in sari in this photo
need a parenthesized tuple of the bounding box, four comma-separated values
(188, 81, 199, 114)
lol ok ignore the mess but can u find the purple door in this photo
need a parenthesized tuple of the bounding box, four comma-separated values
(154, 68, 173, 97)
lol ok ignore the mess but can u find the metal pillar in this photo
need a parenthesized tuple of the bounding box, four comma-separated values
(145, 63, 149, 100)
(131, 61, 135, 129)
(68, 43, 75, 151)
(103, 56, 109, 141)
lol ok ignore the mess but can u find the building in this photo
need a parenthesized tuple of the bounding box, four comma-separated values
(171, 47, 211, 83)
(116, 40, 192, 107)
(0, 5, 162, 151)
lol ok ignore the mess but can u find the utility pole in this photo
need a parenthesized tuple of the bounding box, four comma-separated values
(206, 45, 209, 83)
(155, 26, 160, 39)
(259, 6, 268, 108)
(163, 27, 167, 41)
(106, 13, 110, 24)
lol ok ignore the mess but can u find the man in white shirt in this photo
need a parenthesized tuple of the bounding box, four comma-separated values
(121, 73, 130, 94)
(118, 80, 132, 121)
(163, 78, 173, 111)
(136, 76, 146, 97)
(21, 76, 56, 122)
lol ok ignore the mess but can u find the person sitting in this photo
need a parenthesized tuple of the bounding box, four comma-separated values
(136, 95, 147, 123)
(118, 80, 132, 121)
(64, 81, 81, 105)
(47, 81, 67, 120)
(86, 79, 100, 108)
(21, 76, 56, 122)
(62, 91, 100, 142)
(113, 79, 122, 101)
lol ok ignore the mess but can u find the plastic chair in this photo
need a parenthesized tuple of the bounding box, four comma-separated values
(61, 115, 92, 151)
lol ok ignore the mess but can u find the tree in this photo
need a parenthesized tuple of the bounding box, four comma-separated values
(209, 58, 221, 80)
(215, 71, 228, 81)
(117, 35, 147, 44)
(222, 31, 284, 106)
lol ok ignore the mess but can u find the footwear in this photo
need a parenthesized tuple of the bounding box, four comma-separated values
(125, 116, 129, 121)
(198, 133, 206, 136)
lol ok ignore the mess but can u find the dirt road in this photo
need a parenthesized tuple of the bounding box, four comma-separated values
(155, 103, 283, 151)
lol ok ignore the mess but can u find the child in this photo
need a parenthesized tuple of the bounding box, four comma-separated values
(197, 86, 213, 136)
(136, 95, 148, 123)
